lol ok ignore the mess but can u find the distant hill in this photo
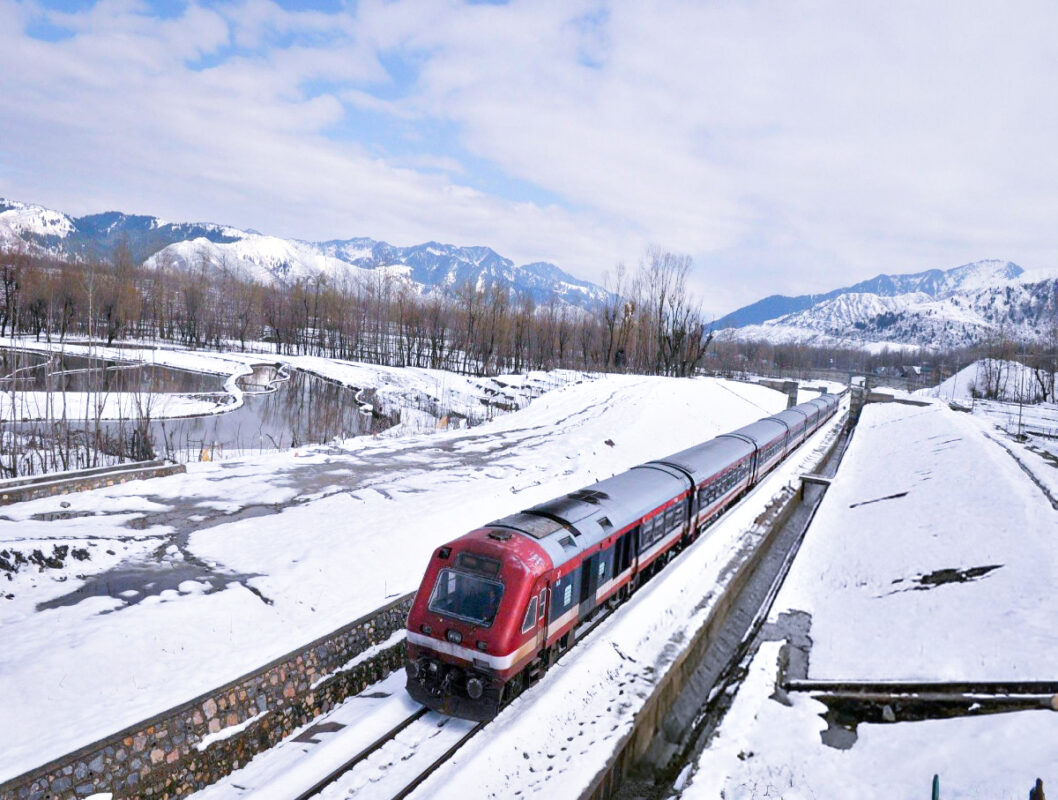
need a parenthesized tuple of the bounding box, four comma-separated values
(716, 260, 1058, 350)
(0, 198, 611, 311)
(714, 260, 1026, 329)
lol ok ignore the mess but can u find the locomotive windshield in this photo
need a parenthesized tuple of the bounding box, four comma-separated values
(428, 568, 504, 627)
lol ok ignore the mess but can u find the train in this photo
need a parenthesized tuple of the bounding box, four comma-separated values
(405, 392, 841, 720)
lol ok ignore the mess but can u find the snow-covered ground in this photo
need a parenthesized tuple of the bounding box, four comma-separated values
(0, 368, 789, 783)
(682, 398, 1058, 798)
(916, 357, 1058, 489)
(923, 358, 1051, 405)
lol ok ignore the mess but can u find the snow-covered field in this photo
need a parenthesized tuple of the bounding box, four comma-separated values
(923, 358, 1051, 405)
(0, 367, 788, 783)
(682, 399, 1058, 798)
(917, 358, 1058, 485)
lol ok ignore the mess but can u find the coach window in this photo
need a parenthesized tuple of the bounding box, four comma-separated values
(538, 589, 547, 618)
(522, 596, 539, 633)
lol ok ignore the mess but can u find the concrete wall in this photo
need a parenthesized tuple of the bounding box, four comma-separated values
(0, 594, 415, 800)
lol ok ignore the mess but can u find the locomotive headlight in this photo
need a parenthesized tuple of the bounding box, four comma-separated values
(420, 624, 432, 635)
(466, 677, 484, 700)
(446, 629, 462, 644)
(476, 640, 488, 652)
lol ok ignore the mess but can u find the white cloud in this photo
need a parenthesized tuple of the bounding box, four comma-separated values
(2, 0, 1058, 316)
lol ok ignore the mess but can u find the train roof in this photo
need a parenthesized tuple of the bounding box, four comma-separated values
(772, 406, 810, 427)
(726, 416, 789, 445)
(489, 463, 690, 567)
(646, 434, 755, 485)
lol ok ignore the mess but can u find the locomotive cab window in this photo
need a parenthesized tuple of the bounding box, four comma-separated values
(428, 569, 504, 627)
(521, 596, 539, 633)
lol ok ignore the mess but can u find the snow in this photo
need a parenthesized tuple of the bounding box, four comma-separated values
(681, 399, 1058, 798)
(0, 389, 231, 421)
(144, 234, 395, 288)
(195, 710, 269, 752)
(923, 358, 1049, 404)
(717, 321, 925, 353)
(777, 401, 1057, 679)
(777, 291, 933, 330)
(683, 641, 1058, 800)
(0, 364, 790, 782)
(191, 671, 424, 800)
(719, 261, 1058, 350)
(0, 199, 75, 241)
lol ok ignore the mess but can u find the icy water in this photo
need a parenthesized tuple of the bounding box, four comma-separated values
(0, 347, 224, 393)
(0, 348, 385, 464)
(153, 365, 382, 462)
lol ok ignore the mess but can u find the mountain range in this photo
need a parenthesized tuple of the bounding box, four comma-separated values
(716, 260, 1058, 350)
(0, 198, 611, 311)
(3, 197, 1056, 350)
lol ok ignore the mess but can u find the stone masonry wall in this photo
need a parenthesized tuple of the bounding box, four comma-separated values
(0, 593, 415, 800)
(0, 461, 186, 506)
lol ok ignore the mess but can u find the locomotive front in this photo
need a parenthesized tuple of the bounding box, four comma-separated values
(405, 527, 552, 720)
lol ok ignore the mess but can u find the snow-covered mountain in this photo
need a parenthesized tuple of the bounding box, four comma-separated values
(713, 259, 1027, 330)
(718, 260, 1058, 350)
(0, 198, 610, 310)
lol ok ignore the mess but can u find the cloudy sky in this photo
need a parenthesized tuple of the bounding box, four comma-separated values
(1, 0, 1056, 316)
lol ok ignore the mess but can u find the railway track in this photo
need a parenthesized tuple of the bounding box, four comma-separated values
(300, 706, 483, 800)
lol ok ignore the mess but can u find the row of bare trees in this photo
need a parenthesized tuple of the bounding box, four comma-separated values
(0, 246, 717, 377)
(8, 244, 1053, 389)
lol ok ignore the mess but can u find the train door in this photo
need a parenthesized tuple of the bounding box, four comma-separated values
(614, 528, 636, 579)
(528, 579, 548, 654)
(578, 552, 601, 617)
(623, 526, 640, 588)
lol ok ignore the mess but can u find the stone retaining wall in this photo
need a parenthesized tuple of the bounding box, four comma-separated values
(0, 593, 415, 800)
(0, 461, 186, 506)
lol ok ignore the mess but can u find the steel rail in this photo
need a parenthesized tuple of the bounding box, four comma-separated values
(292, 706, 428, 800)
(390, 721, 486, 800)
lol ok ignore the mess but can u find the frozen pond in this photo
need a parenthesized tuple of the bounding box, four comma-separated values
(153, 364, 385, 461)
(0, 348, 385, 466)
